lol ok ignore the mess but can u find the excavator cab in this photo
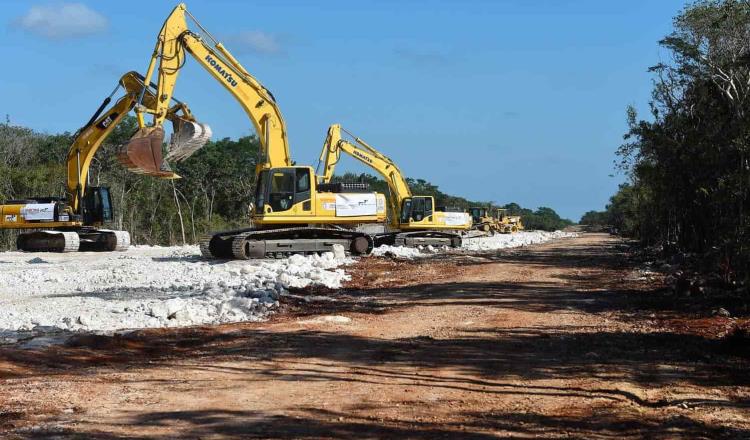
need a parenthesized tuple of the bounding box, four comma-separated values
(81, 186, 114, 226)
(255, 167, 313, 214)
(400, 196, 434, 223)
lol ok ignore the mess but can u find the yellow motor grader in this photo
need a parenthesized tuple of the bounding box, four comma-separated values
(469, 207, 524, 234)
(496, 208, 524, 233)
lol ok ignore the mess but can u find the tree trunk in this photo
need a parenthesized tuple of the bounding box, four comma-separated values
(172, 180, 186, 245)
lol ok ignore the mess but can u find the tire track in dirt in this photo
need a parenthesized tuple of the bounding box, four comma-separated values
(1, 234, 748, 439)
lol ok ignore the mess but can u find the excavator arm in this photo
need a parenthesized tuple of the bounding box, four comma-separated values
(67, 71, 196, 212)
(318, 124, 411, 225)
(1, 70, 201, 252)
(317, 124, 472, 234)
(123, 3, 289, 177)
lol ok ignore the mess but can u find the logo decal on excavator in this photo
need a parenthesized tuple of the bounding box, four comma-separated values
(205, 55, 238, 87)
(352, 150, 372, 164)
(97, 112, 119, 129)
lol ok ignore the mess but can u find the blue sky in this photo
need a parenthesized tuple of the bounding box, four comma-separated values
(0, 0, 687, 220)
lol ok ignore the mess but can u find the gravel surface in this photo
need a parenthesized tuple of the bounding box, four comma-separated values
(0, 245, 351, 339)
(1, 234, 746, 438)
(0, 231, 575, 341)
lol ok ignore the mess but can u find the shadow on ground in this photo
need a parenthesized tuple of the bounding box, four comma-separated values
(1, 234, 748, 438)
(15, 407, 750, 439)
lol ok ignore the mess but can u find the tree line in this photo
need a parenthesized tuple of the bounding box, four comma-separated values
(580, 0, 750, 283)
(1, 115, 571, 250)
(334, 172, 573, 231)
(0, 116, 259, 249)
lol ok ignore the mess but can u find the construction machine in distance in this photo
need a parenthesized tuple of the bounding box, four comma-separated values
(498, 208, 524, 232)
(469, 207, 495, 234)
(317, 124, 472, 248)
(119, 3, 387, 260)
(0, 71, 208, 252)
(469, 207, 524, 234)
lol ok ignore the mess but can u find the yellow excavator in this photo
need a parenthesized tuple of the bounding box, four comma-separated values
(119, 3, 387, 259)
(0, 71, 207, 252)
(317, 124, 471, 247)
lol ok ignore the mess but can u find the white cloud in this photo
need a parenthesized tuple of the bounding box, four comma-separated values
(14, 3, 108, 39)
(227, 31, 282, 55)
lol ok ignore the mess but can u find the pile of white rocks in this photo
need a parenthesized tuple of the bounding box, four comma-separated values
(0, 246, 351, 336)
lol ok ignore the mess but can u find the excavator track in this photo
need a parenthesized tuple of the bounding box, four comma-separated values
(198, 234, 214, 258)
(76, 229, 131, 252)
(88, 229, 131, 252)
(16, 229, 130, 253)
(199, 227, 374, 260)
(17, 231, 80, 253)
(375, 231, 463, 248)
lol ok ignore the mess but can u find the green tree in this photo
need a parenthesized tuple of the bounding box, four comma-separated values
(611, 0, 750, 280)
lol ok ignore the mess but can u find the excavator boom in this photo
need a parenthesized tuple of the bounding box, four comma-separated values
(317, 124, 471, 247)
(120, 3, 387, 259)
(121, 3, 287, 177)
(319, 124, 411, 228)
(0, 70, 201, 252)
(67, 71, 187, 211)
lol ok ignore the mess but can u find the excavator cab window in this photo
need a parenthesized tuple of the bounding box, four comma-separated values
(82, 186, 114, 225)
(412, 198, 425, 221)
(410, 197, 433, 222)
(400, 199, 413, 224)
(269, 171, 295, 211)
(296, 168, 310, 195)
(401, 197, 434, 223)
(255, 170, 268, 211)
(258, 167, 312, 213)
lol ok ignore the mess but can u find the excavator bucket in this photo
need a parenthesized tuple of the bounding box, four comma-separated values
(117, 126, 179, 178)
(165, 118, 212, 162)
(117, 119, 210, 178)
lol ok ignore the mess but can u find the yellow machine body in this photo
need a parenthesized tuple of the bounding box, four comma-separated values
(124, 4, 388, 258)
(0, 203, 75, 230)
(0, 71, 197, 252)
(252, 166, 387, 226)
(317, 124, 472, 232)
(469, 207, 524, 234)
(496, 209, 524, 232)
(130, 4, 387, 230)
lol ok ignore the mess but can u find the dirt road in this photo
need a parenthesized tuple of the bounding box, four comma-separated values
(1, 234, 748, 438)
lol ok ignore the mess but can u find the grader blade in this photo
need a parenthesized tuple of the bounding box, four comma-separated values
(117, 126, 179, 178)
(166, 119, 212, 162)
